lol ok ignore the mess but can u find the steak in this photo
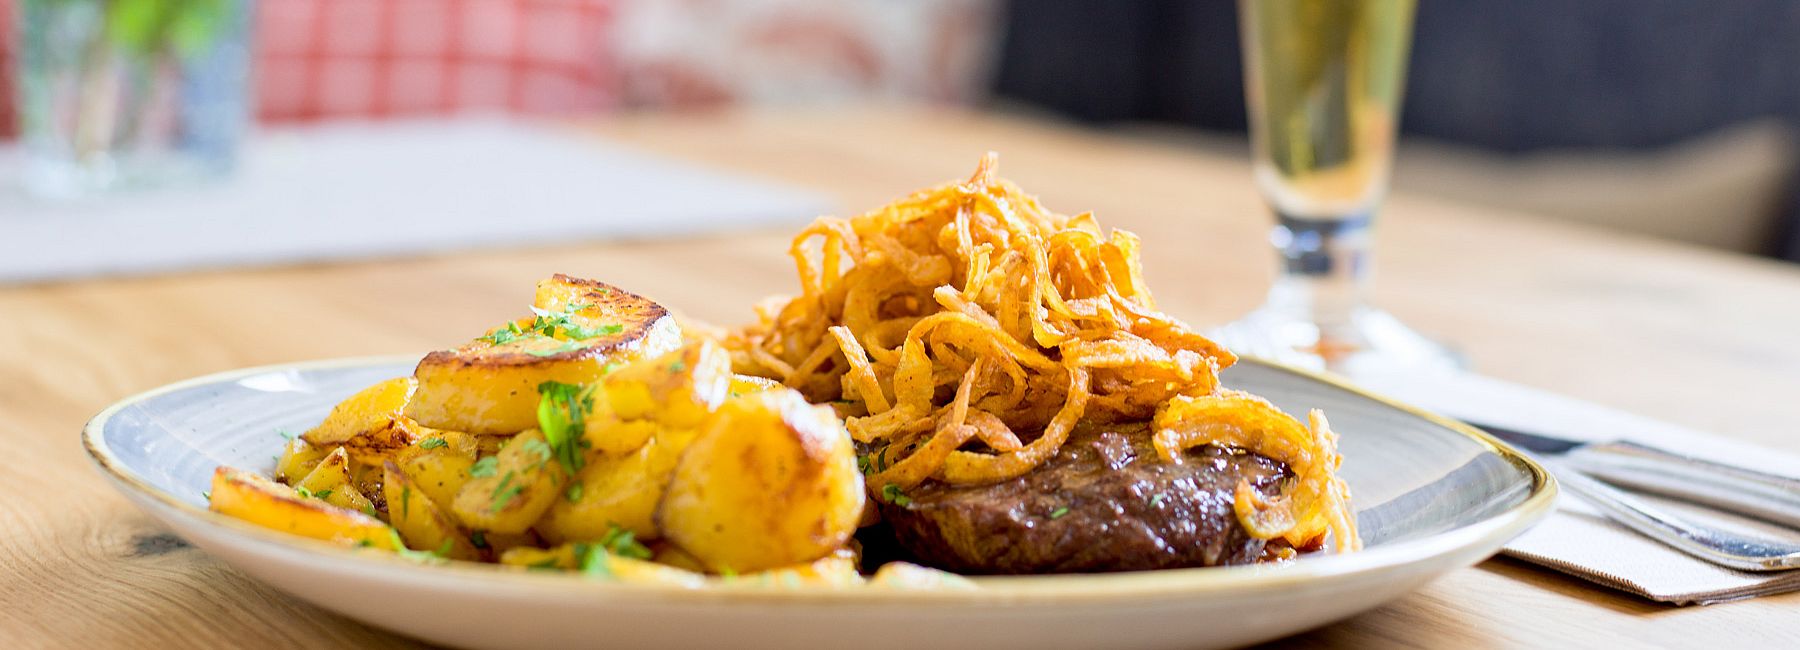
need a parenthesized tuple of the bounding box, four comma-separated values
(879, 423, 1291, 574)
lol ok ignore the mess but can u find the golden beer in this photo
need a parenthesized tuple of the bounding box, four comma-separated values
(1240, 0, 1417, 220)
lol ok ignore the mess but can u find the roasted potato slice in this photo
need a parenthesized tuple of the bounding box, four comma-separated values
(451, 429, 569, 534)
(658, 390, 865, 572)
(303, 377, 415, 446)
(274, 437, 330, 484)
(727, 374, 784, 398)
(536, 434, 683, 544)
(575, 340, 732, 457)
(499, 543, 706, 587)
(393, 430, 479, 509)
(293, 447, 376, 514)
(407, 275, 682, 435)
(383, 462, 481, 561)
(867, 562, 978, 590)
(730, 553, 864, 589)
(209, 466, 399, 550)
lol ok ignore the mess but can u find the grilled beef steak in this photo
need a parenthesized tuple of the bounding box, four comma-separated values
(879, 423, 1291, 574)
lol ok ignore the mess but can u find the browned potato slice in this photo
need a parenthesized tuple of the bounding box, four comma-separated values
(867, 562, 978, 590)
(294, 447, 376, 514)
(406, 275, 682, 435)
(393, 430, 479, 509)
(274, 437, 330, 484)
(575, 340, 732, 456)
(451, 429, 569, 533)
(303, 377, 415, 446)
(498, 543, 706, 587)
(383, 462, 481, 561)
(730, 553, 864, 589)
(209, 466, 398, 550)
(658, 390, 866, 572)
(727, 374, 784, 398)
(536, 435, 683, 544)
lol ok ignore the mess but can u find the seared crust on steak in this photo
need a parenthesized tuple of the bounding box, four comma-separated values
(880, 423, 1290, 574)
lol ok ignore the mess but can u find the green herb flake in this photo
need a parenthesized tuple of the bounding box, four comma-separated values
(469, 530, 489, 549)
(881, 483, 912, 507)
(1049, 507, 1071, 520)
(489, 471, 521, 512)
(535, 381, 591, 477)
(418, 437, 448, 450)
(1149, 493, 1166, 508)
(598, 524, 653, 560)
(469, 456, 499, 477)
(294, 486, 316, 499)
(566, 483, 584, 503)
(580, 543, 614, 580)
(313, 489, 333, 500)
(202, 490, 211, 501)
(400, 485, 412, 519)
(528, 558, 561, 571)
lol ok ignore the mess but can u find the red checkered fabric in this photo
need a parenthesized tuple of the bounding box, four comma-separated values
(259, 0, 619, 122)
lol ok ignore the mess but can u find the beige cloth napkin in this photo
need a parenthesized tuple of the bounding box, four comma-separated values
(1353, 368, 1800, 605)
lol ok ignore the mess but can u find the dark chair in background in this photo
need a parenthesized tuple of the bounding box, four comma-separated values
(993, 0, 1800, 261)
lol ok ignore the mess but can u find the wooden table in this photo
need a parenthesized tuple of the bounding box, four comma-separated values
(5, 106, 1799, 647)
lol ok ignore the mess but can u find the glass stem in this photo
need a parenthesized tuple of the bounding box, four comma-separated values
(1266, 210, 1373, 337)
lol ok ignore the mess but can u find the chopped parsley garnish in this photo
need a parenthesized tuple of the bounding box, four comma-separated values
(490, 471, 522, 512)
(478, 303, 621, 348)
(399, 485, 412, 519)
(528, 558, 561, 570)
(363, 505, 380, 518)
(1049, 506, 1070, 520)
(201, 490, 211, 501)
(469, 530, 489, 549)
(536, 381, 592, 477)
(479, 321, 526, 345)
(384, 530, 454, 562)
(279, 429, 297, 440)
(1149, 493, 1166, 508)
(469, 456, 499, 477)
(579, 543, 612, 579)
(881, 483, 912, 507)
(598, 524, 653, 560)
(294, 486, 316, 499)
(313, 489, 333, 500)
(566, 483, 584, 503)
(418, 437, 448, 450)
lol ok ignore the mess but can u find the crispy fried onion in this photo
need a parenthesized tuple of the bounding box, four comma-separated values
(725, 153, 1356, 550)
(1153, 390, 1360, 553)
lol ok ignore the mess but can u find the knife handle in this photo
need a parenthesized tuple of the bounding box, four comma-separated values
(1563, 441, 1800, 531)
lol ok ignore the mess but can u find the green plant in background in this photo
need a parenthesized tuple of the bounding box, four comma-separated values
(29, 0, 235, 161)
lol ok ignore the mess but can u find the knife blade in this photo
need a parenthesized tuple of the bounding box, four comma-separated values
(1472, 421, 1800, 531)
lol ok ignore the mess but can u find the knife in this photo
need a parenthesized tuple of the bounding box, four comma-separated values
(1473, 421, 1800, 571)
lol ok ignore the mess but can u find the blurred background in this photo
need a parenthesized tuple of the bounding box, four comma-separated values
(3, 0, 1798, 270)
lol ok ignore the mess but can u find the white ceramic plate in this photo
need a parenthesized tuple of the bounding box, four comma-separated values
(84, 356, 1554, 650)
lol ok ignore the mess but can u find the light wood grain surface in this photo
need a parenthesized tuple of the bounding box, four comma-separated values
(4, 106, 1799, 648)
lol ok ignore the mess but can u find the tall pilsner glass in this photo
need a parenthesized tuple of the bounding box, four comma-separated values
(1223, 0, 1461, 373)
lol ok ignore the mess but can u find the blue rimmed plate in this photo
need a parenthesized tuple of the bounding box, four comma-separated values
(83, 356, 1554, 649)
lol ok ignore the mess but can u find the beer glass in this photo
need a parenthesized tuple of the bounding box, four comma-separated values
(1217, 0, 1461, 373)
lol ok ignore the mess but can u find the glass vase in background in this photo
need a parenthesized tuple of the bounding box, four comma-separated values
(16, 0, 253, 198)
(1214, 0, 1463, 375)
